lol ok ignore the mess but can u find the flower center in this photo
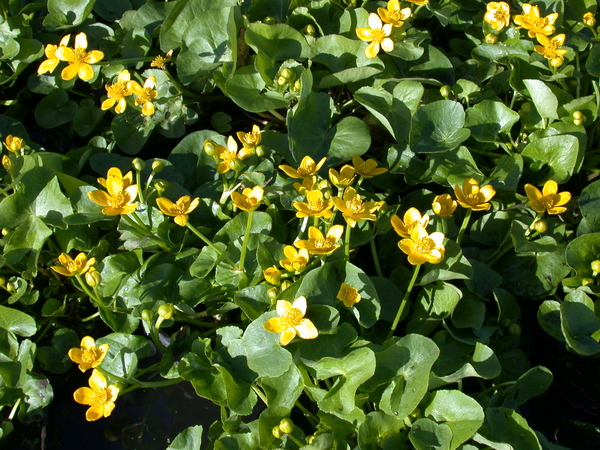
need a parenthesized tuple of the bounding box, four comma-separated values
(464, 193, 482, 206)
(340, 287, 360, 303)
(66, 261, 82, 273)
(494, 11, 508, 23)
(281, 308, 304, 327)
(107, 82, 129, 99)
(89, 387, 109, 406)
(73, 48, 88, 63)
(313, 237, 335, 249)
(370, 29, 388, 43)
(81, 348, 101, 364)
(415, 237, 436, 254)
(346, 198, 365, 214)
(539, 196, 555, 210)
(108, 193, 127, 208)
(308, 197, 326, 211)
(297, 164, 315, 178)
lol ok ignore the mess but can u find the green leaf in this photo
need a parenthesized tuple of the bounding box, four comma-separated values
(501, 366, 553, 409)
(409, 418, 453, 450)
(43, 0, 97, 30)
(166, 425, 203, 450)
(287, 91, 332, 164)
(424, 390, 484, 450)
(358, 411, 406, 450)
(566, 233, 600, 278)
(465, 100, 520, 143)
(34, 88, 78, 129)
(561, 290, 600, 355)
(537, 300, 564, 342)
(521, 135, 579, 183)
(414, 282, 463, 320)
(522, 79, 559, 119)
(420, 241, 472, 284)
(410, 101, 470, 153)
(36, 328, 79, 374)
(484, 407, 542, 450)
(587, 44, 600, 77)
(314, 347, 376, 422)
(0, 305, 36, 337)
(489, 154, 523, 192)
(326, 116, 372, 166)
(111, 109, 155, 155)
(259, 363, 304, 412)
(338, 262, 380, 328)
(4, 216, 53, 273)
(578, 180, 600, 234)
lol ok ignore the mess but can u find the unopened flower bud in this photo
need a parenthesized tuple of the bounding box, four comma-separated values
(550, 57, 563, 68)
(574, 118, 584, 126)
(132, 158, 145, 171)
(572, 111, 584, 121)
(158, 303, 174, 320)
(203, 139, 217, 156)
(263, 266, 281, 285)
(152, 160, 165, 173)
(277, 76, 287, 86)
(85, 267, 102, 287)
(440, 85, 451, 98)
(508, 323, 521, 336)
(279, 418, 294, 434)
(409, 408, 422, 419)
(154, 179, 168, 194)
(0, 277, 5, 287)
(280, 68, 294, 79)
(1, 228, 9, 236)
(533, 220, 547, 233)
(2, 155, 12, 171)
(255, 145, 266, 157)
(280, 280, 292, 291)
(304, 24, 316, 36)
(292, 79, 301, 92)
(272, 426, 282, 439)
(5, 282, 14, 292)
(500, 318, 512, 329)
(521, 102, 532, 113)
(141, 309, 154, 322)
(583, 12, 596, 28)
(267, 287, 278, 301)
(582, 277, 594, 286)
(228, 159, 241, 171)
(264, 16, 278, 25)
(591, 260, 600, 275)
(484, 33, 497, 44)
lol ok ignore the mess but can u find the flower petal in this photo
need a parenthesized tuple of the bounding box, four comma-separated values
(264, 317, 287, 333)
(295, 319, 318, 339)
(279, 328, 297, 346)
(542, 180, 558, 196)
(292, 296, 307, 315)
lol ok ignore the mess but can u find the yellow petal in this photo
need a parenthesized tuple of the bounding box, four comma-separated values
(89, 369, 107, 391)
(74, 32, 88, 50)
(280, 328, 297, 346)
(88, 190, 111, 207)
(74, 387, 95, 405)
(364, 41, 380, 59)
(292, 296, 307, 315)
(276, 299, 293, 316)
(61, 64, 79, 81)
(68, 348, 84, 365)
(264, 317, 287, 334)
(295, 319, 318, 339)
(542, 180, 558, 196)
(524, 184, 542, 202)
(174, 214, 188, 226)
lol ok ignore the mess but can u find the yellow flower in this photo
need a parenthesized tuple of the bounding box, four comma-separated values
(279, 246, 310, 273)
(68, 336, 109, 372)
(399, 223, 445, 265)
(332, 187, 380, 228)
(583, 12, 596, 28)
(156, 195, 200, 226)
(263, 296, 318, 346)
(85, 267, 102, 287)
(101, 70, 132, 114)
(294, 225, 344, 255)
(293, 176, 320, 195)
(484, 2, 511, 31)
(534, 33, 568, 66)
(51, 252, 96, 277)
(329, 165, 355, 188)
(216, 136, 253, 174)
(356, 13, 394, 59)
(351, 155, 388, 178)
(231, 186, 264, 211)
(236, 124, 262, 149)
(264, 266, 281, 285)
(378, 0, 412, 27)
(55, 32, 104, 81)
(97, 167, 134, 190)
(151, 50, 172, 69)
(3, 135, 25, 153)
(37, 34, 71, 75)
(129, 76, 158, 116)
(74, 369, 119, 421)
(524, 180, 571, 215)
(407, 0, 428, 4)
(337, 283, 362, 307)
(432, 194, 458, 219)
(513, 3, 558, 38)
(279, 156, 327, 179)
(391, 207, 430, 238)
(88, 175, 139, 215)
(293, 189, 334, 219)
(454, 178, 496, 211)
(2, 155, 13, 171)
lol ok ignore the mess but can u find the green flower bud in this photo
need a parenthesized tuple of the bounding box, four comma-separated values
(1, 228, 9, 236)
(255, 145, 266, 157)
(572, 111, 585, 121)
(267, 287, 278, 301)
(292, 79, 301, 92)
(203, 139, 217, 156)
(85, 268, 102, 287)
(508, 323, 521, 336)
(280, 68, 294, 79)
(409, 408, 422, 419)
(264, 16, 278, 25)
(154, 179, 168, 194)
(277, 76, 288, 86)
(228, 159, 241, 172)
(573, 118, 584, 126)
(279, 418, 294, 434)
(132, 158, 145, 171)
(280, 280, 292, 291)
(158, 303, 174, 320)
(500, 318, 512, 329)
(21, 270, 34, 281)
(484, 33, 497, 44)
(533, 220, 547, 233)
(272, 426, 282, 439)
(5, 282, 14, 292)
(0, 277, 5, 288)
(591, 260, 600, 274)
(582, 278, 595, 286)
(439, 85, 451, 98)
(141, 309, 155, 322)
(152, 160, 165, 173)
(304, 24, 316, 36)
(521, 102, 532, 113)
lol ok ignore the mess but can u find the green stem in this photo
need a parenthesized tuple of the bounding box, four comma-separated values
(480, 381, 516, 395)
(370, 232, 383, 278)
(252, 384, 268, 406)
(8, 398, 20, 420)
(185, 222, 236, 267)
(456, 208, 472, 245)
(135, 169, 145, 203)
(97, 56, 153, 66)
(81, 311, 100, 322)
(75, 274, 104, 306)
(344, 224, 352, 261)
(269, 109, 286, 122)
(525, 212, 544, 237)
(239, 211, 254, 271)
(294, 400, 318, 426)
(387, 264, 421, 341)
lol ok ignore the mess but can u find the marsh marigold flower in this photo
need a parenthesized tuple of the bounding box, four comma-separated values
(454, 178, 496, 211)
(407, 0, 428, 4)
(294, 189, 334, 219)
(74, 369, 119, 421)
(351, 155, 388, 178)
(332, 187, 380, 228)
(293, 176, 328, 195)
(534, 33, 568, 67)
(329, 165, 355, 189)
(513, 3, 558, 38)
(101, 70, 132, 114)
(263, 296, 318, 346)
(524, 180, 571, 215)
(484, 2, 511, 31)
(231, 186, 264, 212)
(399, 223, 445, 265)
(583, 12, 596, 28)
(279, 246, 309, 273)
(151, 50, 172, 69)
(263, 266, 281, 285)
(432, 194, 457, 219)
(68, 336, 109, 372)
(97, 167, 134, 190)
(279, 156, 327, 179)
(3, 135, 25, 153)
(236, 124, 262, 150)
(294, 225, 344, 255)
(156, 195, 200, 226)
(216, 136, 253, 174)
(55, 32, 104, 81)
(51, 252, 96, 277)
(129, 76, 158, 116)
(378, 0, 412, 28)
(37, 34, 70, 75)
(88, 173, 139, 215)
(337, 283, 362, 307)
(391, 207, 430, 238)
(356, 13, 394, 59)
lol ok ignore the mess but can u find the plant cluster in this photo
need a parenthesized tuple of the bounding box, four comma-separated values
(0, 0, 599, 449)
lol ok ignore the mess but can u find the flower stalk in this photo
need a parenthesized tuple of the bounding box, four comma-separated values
(387, 264, 421, 340)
